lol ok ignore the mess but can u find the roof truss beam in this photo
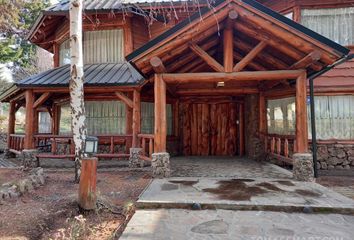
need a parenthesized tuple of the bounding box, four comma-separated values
(233, 40, 267, 72)
(189, 43, 225, 72)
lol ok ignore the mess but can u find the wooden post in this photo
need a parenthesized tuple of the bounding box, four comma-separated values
(223, 12, 235, 72)
(295, 71, 308, 153)
(24, 90, 35, 149)
(132, 89, 141, 147)
(78, 157, 97, 210)
(53, 43, 60, 68)
(7, 101, 16, 149)
(154, 74, 167, 152)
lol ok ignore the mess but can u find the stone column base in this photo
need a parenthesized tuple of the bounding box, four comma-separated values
(152, 152, 170, 178)
(4, 149, 16, 159)
(293, 153, 314, 182)
(129, 148, 144, 168)
(21, 149, 39, 170)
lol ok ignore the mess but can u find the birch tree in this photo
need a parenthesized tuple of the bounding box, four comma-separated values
(69, 0, 87, 183)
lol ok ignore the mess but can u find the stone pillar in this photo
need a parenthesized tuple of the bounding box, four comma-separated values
(151, 152, 170, 178)
(293, 153, 314, 182)
(129, 148, 144, 168)
(21, 149, 39, 170)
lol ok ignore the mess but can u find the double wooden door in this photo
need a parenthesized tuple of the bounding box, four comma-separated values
(181, 101, 242, 156)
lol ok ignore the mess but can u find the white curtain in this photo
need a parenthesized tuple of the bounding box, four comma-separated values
(59, 29, 125, 66)
(38, 112, 51, 134)
(301, 7, 354, 46)
(308, 96, 354, 140)
(141, 102, 173, 135)
(59, 101, 126, 135)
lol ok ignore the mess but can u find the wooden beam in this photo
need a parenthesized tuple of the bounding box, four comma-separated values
(189, 43, 225, 72)
(150, 56, 167, 73)
(33, 92, 51, 109)
(289, 51, 322, 71)
(233, 41, 267, 72)
(224, 11, 237, 72)
(295, 71, 308, 153)
(154, 74, 167, 152)
(176, 88, 259, 95)
(115, 91, 133, 109)
(132, 90, 141, 148)
(125, 92, 133, 135)
(233, 52, 267, 71)
(7, 101, 16, 149)
(162, 70, 304, 84)
(24, 90, 35, 149)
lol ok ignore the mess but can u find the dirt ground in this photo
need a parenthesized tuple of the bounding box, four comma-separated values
(0, 169, 151, 240)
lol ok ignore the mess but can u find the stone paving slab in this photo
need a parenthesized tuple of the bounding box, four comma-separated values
(0, 158, 17, 168)
(170, 156, 292, 179)
(120, 209, 354, 240)
(137, 177, 354, 214)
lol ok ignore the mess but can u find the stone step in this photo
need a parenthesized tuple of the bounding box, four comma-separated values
(136, 177, 354, 215)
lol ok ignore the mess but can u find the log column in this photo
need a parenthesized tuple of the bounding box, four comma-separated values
(132, 89, 141, 147)
(7, 101, 16, 149)
(24, 90, 35, 149)
(152, 74, 170, 178)
(154, 74, 167, 152)
(295, 71, 308, 153)
(293, 71, 314, 182)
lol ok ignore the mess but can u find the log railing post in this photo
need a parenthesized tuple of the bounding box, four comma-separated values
(295, 71, 308, 153)
(7, 101, 16, 149)
(132, 89, 141, 148)
(24, 90, 35, 149)
(154, 74, 167, 152)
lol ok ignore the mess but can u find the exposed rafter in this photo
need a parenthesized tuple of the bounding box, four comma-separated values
(233, 41, 267, 72)
(289, 51, 322, 71)
(33, 92, 52, 109)
(115, 91, 133, 108)
(189, 43, 225, 72)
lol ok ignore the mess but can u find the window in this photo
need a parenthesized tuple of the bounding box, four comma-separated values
(59, 29, 125, 66)
(309, 96, 354, 140)
(59, 101, 126, 135)
(59, 39, 70, 66)
(38, 112, 51, 134)
(140, 102, 173, 135)
(267, 97, 295, 135)
(301, 7, 354, 46)
(267, 95, 354, 140)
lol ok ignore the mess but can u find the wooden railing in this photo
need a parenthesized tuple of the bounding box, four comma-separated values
(138, 134, 154, 161)
(8, 134, 25, 154)
(264, 134, 295, 165)
(33, 134, 132, 160)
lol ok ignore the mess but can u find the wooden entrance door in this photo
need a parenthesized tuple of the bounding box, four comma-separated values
(181, 102, 241, 156)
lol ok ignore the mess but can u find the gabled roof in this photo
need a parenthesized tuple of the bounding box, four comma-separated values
(17, 62, 143, 87)
(127, 0, 350, 79)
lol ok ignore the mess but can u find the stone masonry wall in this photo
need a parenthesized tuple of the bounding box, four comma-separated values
(244, 94, 264, 160)
(313, 144, 354, 170)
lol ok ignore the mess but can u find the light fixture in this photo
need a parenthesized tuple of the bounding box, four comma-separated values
(217, 81, 225, 87)
(84, 136, 98, 155)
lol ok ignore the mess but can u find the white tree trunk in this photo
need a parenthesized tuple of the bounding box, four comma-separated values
(69, 0, 87, 183)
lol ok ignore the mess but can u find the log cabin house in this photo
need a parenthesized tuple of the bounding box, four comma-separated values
(0, 0, 353, 179)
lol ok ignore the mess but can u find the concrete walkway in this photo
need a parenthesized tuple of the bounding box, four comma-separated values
(121, 157, 354, 239)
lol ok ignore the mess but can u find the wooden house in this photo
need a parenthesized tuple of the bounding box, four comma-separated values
(0, 0, 353, 179)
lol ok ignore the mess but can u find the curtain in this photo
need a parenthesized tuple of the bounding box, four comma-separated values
(38, 112, 51, 134)
(301, 8, 354, 46)
(59, 39, 70, 66)
(59, 101, 126, 135)
(59, 29, 125, 66)
(141, 102, 173, 135)
(84, 29, 124, 64)
(308, 96, 354, 140)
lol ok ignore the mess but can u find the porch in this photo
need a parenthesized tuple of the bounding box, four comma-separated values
(3, 0, 350, 182)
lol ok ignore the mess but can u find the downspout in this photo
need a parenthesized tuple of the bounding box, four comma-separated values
(307, 53, 354, 178)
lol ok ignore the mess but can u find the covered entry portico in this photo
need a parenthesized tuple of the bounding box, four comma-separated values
(127, 0, 349, 180)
